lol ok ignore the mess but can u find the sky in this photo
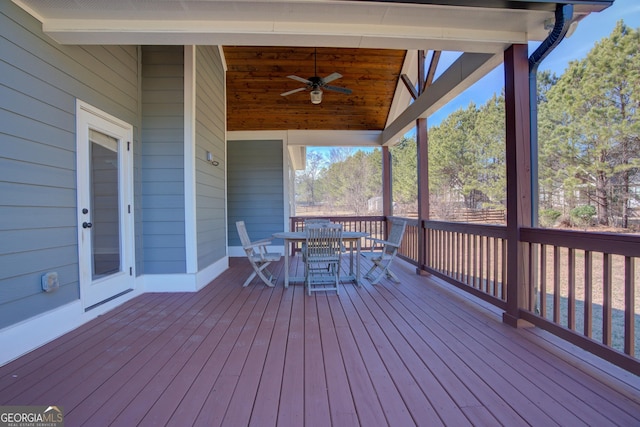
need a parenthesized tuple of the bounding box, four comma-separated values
(427, 0, 640, 128)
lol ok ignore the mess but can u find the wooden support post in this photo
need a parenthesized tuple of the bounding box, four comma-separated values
(417, 117, 429, 274)
(382, 146, 392, 217)
(503, 44, 532, 327)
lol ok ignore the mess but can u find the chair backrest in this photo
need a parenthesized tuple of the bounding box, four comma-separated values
(385, 220, 407, 254)
(236, 221, 252, 251)
(304, 218, 331, 228)
(305, 223, 343, 260)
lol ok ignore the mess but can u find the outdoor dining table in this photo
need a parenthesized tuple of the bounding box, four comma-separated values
(272, 231, 368, 288)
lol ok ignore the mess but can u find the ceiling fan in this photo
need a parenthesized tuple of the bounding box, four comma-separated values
(280, 48, 352, 104)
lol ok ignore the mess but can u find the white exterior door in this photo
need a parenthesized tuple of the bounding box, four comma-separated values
(76, 101, 135, 308)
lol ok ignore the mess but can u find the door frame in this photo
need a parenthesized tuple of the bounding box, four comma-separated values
(76, 100, 135, 309)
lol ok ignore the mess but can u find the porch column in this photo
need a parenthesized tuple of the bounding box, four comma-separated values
(503, 44, 532, 327)
(416, 117, 429, 273)
(382, 146, 392, 217)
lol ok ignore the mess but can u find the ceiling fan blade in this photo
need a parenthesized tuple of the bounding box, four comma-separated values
(324, 85, 352, 95)
(287, 75, 311, 84)
(322, 72, 342, 84)
(280, 87, 307, 96)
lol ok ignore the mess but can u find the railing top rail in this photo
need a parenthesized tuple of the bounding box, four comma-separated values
(521, 227, 640, 257)
(424, 220, 507, 238)
(292, 215, 385, 222)
(388, 216, 420, 226)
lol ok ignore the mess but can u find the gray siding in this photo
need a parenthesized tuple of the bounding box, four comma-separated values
(227, 140, 284, 247)
(195, 46, 227, 269)
(0, 3, 139, 328)
(141, 46, 186, 274)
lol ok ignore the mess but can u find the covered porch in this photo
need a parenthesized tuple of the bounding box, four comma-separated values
(1, 255, 638, 426)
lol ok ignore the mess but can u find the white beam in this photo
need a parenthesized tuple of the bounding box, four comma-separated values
(382, 52, 503, 145)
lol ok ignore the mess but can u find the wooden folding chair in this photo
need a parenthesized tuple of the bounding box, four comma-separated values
(361, 219, 407, 284)
(303, 223, 343, 295)
(236, 221, 281, 287)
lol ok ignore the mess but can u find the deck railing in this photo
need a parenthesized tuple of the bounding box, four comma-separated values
(289, 214, 639, 373)
(422, 220, 508, 309)
(519, 228, 639, 369)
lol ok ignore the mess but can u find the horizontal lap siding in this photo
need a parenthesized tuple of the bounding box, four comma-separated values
(195, 46, 227, 269)
(227, 140, 284, 246)
(141, 46, 186, 274)
(0, 3, 138, 328)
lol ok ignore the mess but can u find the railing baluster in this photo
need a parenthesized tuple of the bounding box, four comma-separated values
(452, 231, 457, 280)
(603, 253, 612, 346)
(540, 244, 547, 317)
(493, 237, 500, 297)
(487, 236, 493, 295)
(528, 243, 535, 312)
(473, 234, 479, 288)
(553, 246, 561, 324)
(445, 230, 451, 275)
(568, 248, 576, 330)
(501, 239, 507, 300)
(625, 256, 635, 357)
(435, 229, 439, 270)
(479, 235, 485, 292)
(463, 232, 468, 284)
(584, 250, 592, 338)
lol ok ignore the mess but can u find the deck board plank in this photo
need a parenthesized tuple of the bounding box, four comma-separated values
(0, 256, 638, 426)
(326, 290, 389, 426)
(352, 283, 478, 426)
(303, 292, 332, 427)
(82, 270, 241, 425)
(278, 284, 306, 426)
(388, 276, 577, 426)
(108, 268, 246, 425)
(137, 280, 261, 425)
(343, 283, 445, 426)
(336, 278, 416, 425)
(0, 294, 166, 399)
(390, 262, 640, 426)
(166, 285, 273, 426)
(248, 267, 293, 427)
(316, 295, 359, 426)
(211, 283, 285, 425)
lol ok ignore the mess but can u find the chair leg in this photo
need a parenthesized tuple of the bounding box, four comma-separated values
(242, 271, 257, 287)
(256, 265, 276, 287)
(364, 263, 378, 280)
(245, 262, 276, 287)
(385, 269, 400, 283)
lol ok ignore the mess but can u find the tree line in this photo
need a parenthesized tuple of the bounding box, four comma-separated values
(296, 21, 639, 229)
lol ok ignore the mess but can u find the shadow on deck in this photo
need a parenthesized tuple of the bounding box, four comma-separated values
(1, 256, 639, 426)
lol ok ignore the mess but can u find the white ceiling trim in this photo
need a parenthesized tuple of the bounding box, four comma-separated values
(228, 130, 382, 147)
(40, 19, 527, 51)
(13, 0, 553, 49)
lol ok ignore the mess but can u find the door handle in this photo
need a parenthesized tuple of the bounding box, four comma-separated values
(82, 222, 93, 229)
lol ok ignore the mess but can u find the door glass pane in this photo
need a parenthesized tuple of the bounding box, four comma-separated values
(90, 131, 121, 279)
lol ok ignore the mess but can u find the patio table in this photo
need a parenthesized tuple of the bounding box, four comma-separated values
(272, 231, 368, 288)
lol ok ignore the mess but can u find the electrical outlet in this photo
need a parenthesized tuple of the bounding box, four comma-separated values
(42, 272, 59, 293)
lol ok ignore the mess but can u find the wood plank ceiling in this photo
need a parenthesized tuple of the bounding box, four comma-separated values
(224, 46, 406, 132)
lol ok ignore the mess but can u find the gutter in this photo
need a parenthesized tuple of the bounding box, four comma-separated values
(528, 3, 574, 226)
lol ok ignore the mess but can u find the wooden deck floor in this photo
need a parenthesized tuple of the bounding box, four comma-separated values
(1, 256, 639, 426)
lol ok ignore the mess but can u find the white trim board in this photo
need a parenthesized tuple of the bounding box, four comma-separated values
(142, 257, 229, 293)
(184, 45, 198, 274)
(0, 286, 144, 366)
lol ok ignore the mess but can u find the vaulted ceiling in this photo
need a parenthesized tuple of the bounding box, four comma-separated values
(224, 46, 406, 132)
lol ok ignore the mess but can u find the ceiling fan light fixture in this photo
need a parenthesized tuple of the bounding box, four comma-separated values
(310, 89, 323, 104)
